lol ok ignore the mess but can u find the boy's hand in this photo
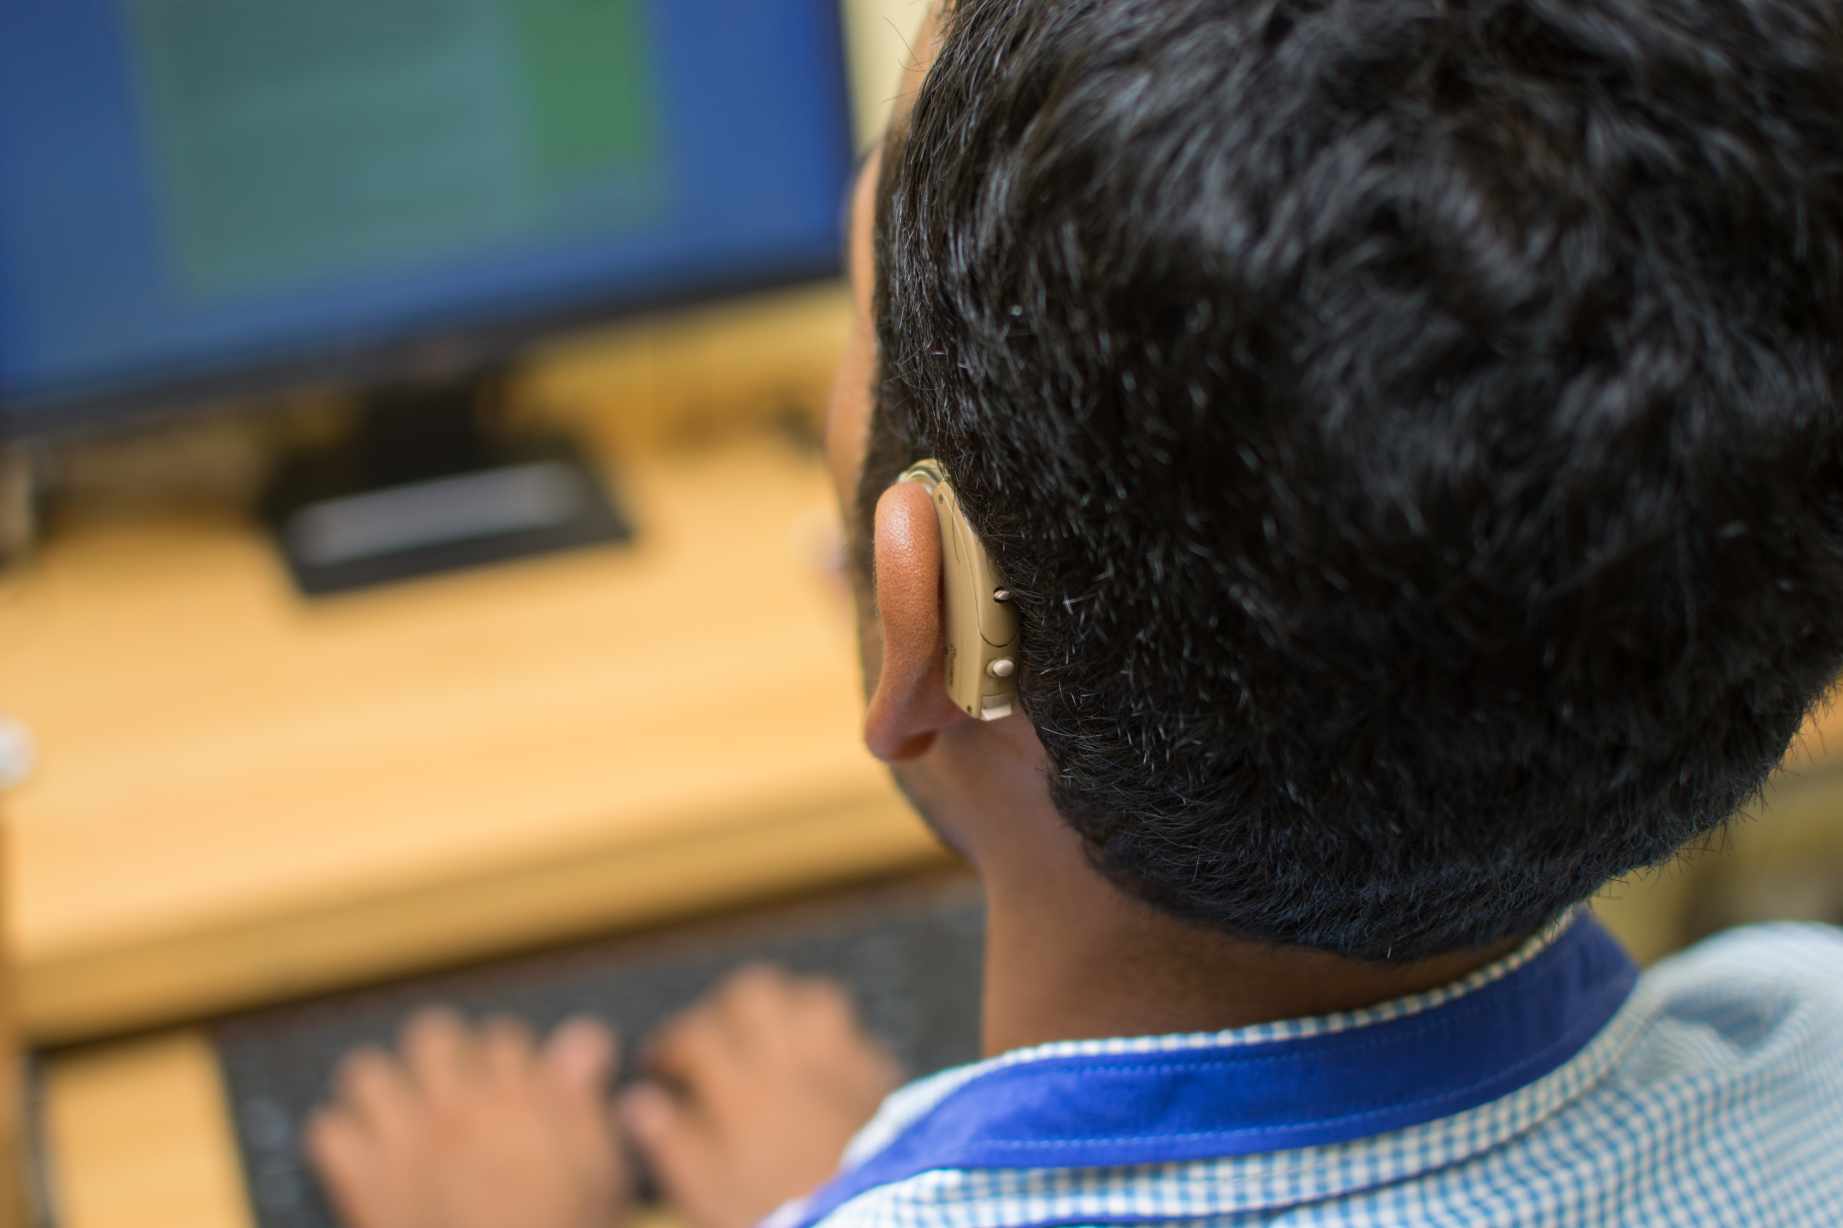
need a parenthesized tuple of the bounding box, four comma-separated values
(306, 1011, 629, 1228)
(621, 966, 906, 1228)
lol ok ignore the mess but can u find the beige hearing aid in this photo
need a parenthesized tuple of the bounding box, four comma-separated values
(900, 459, 1019, 721)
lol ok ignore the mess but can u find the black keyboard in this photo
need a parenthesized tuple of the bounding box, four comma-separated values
(211, 879, 987, 1228)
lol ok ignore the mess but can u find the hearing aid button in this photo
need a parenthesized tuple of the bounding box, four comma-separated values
(987, 658, 1016, 679)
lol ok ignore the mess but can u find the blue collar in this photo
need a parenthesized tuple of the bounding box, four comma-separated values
(785, 913, 1637, 1228)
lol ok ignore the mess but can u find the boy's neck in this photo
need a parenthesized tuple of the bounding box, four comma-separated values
(974, 815, 1527, 1058)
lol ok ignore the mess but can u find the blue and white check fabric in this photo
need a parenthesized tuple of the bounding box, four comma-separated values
(767, 918, 1843, 1228)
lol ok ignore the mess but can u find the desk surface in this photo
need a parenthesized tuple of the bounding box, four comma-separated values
(2, 438, 944, 1043)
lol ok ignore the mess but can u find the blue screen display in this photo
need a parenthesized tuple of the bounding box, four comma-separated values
(0, 0, 855, 433)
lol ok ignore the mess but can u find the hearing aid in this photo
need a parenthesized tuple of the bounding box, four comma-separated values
(899, 459, 1018, 721)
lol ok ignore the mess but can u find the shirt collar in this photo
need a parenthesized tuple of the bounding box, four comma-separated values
(846, 907, 1589, 1165)
(777, 910, 1639, 1228)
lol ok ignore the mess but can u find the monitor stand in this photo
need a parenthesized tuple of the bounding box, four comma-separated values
(261, 371, 633, 597)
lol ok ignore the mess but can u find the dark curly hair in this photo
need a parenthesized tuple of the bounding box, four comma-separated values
(859, 0, 1843, 959)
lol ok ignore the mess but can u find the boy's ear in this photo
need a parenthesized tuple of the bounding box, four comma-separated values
(863, 480, 971, 762)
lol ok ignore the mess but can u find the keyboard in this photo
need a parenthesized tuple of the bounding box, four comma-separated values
(211, 878, 987, 1228)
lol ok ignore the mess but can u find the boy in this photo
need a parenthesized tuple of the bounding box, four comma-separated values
(307, 2, 1843, 1225)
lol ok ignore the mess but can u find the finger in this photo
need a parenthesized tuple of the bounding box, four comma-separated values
(540, 1018, 626, 1195)
(718, 962, 792, 1006)
(790, 977, 859, 1035)
(401, 1008, 478, 1101)
(479, 1015, 537, 1085)
(791, 977, 889, 1060)
(776, 978, 904, 1098)
(543, 1016, 618, 1095)
(303, 1106, 359, 1171)
(644, 1002, 748, 1092)
(332, 1048, 420, 1138)
(719, 965, 803, 1053)
(304, 1108, 406, 1228)
(620, 1084, 731, 1227)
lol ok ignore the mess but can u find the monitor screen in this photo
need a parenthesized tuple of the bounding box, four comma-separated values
(0, 0, 856, 437)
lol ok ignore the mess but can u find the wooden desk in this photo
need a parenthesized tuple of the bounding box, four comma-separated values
(1, 438, 944, 1044)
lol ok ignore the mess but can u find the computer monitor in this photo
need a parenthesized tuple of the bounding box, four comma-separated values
(0, 2, 858, 590)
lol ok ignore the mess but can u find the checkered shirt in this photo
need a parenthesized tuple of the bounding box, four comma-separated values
(790, 921, 1843, 1228)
